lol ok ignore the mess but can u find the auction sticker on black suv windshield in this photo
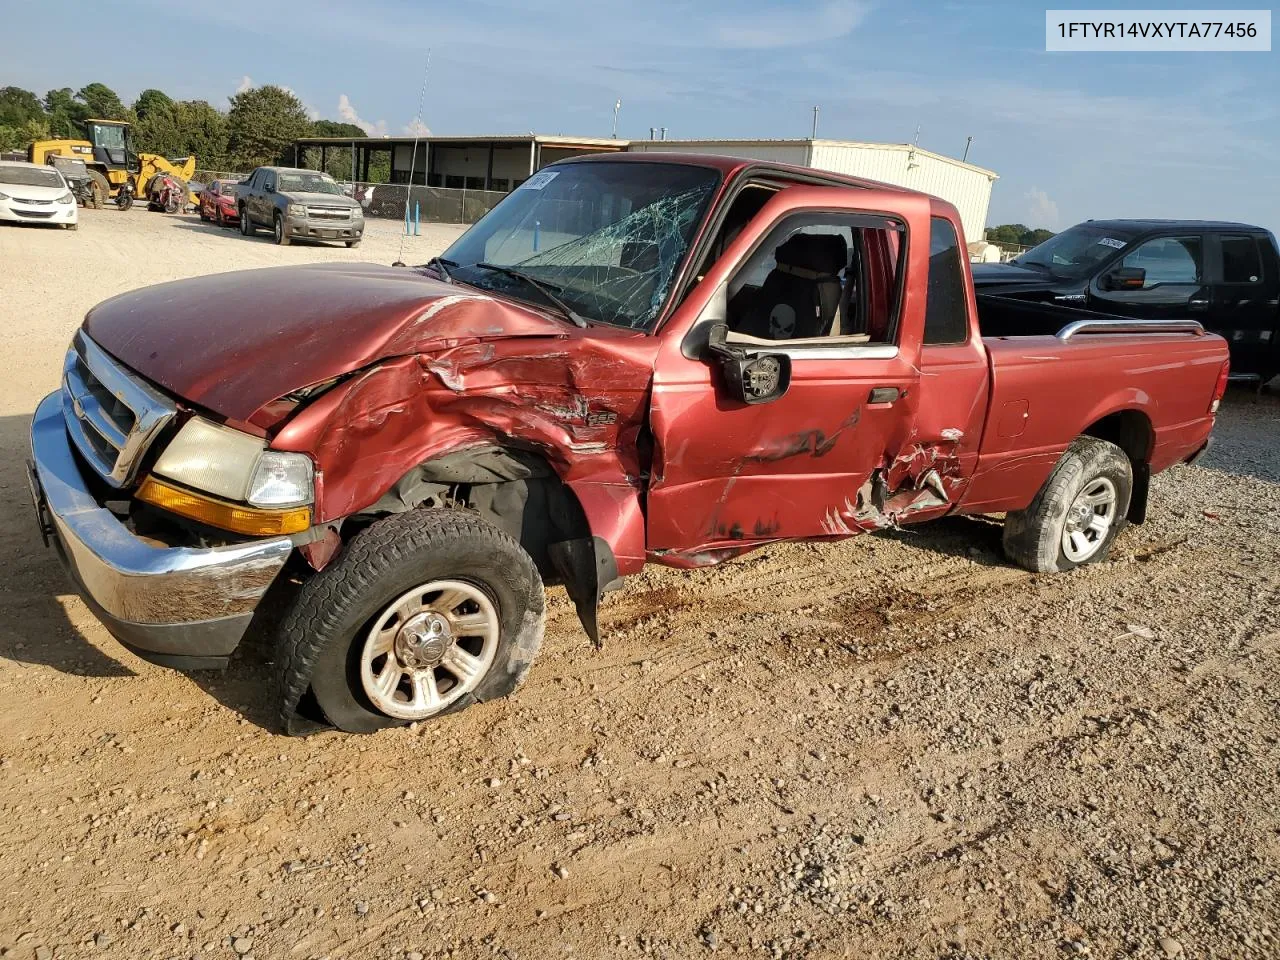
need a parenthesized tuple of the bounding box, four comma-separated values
(1046, 9, 1271, 51)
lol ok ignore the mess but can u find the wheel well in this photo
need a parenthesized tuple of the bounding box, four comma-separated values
(358, 445, 591, 579)
(1082, 410, 1153, 523)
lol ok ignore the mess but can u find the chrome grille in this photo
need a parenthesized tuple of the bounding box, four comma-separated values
(14, 197, 54, 205)
(306, 206, 351, 220)
(61, 331, 177, 488)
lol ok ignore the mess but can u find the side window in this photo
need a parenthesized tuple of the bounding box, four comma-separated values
(1221, 235, 1263, 284)
(725, 212, 903, 345)
(924, 217, 968, 344)
(264, 172, 276, 193)
(1119, 236, 1202, 287)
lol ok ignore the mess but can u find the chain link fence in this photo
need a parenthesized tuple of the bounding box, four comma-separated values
(191, 170, 506, 225)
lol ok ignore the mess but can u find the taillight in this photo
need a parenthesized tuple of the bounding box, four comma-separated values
(1210, 359, 1230, 413)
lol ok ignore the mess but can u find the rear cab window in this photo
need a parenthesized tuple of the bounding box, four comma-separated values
(924, 217, 968, 344)
(1221, 235, 1264, 284)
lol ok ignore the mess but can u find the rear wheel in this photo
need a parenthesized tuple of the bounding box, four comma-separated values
(277, 509, 545, 735)
(1003, 437, 1133, 573)
(273, 212, 290, 245)
(86, 170, 110, 210)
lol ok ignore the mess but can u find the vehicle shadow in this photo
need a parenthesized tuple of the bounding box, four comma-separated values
(0, 411, 285, 728)
(1196, 388, 1280, 485)
(0, 414, 135, 678)
(163, 217, 359, 250)
(875, 512, 1008, 564)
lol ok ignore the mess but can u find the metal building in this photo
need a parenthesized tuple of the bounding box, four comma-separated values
(627, 138, 999, 242)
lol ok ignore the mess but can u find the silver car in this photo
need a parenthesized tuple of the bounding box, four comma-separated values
(237, 166, 364, 247)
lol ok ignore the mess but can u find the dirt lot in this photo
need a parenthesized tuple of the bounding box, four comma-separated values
(1, 207, 1278, 960)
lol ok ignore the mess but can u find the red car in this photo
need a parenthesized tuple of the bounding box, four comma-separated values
(197, 179, 239, 226)
(29, 154, 1228, 735)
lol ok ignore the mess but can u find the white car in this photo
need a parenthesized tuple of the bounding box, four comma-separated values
(0, 160, 78, 230)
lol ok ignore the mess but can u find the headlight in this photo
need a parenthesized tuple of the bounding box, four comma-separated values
(351, 206, 364, 218)
(151, 417, 314, 508)
(56, 192, 74, 204)
(287, 203, 303, 217)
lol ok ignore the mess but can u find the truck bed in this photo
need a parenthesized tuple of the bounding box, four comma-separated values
(957, 294, 1227, 515)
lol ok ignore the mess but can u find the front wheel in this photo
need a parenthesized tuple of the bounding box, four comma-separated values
(345, 238, 361, 248)
(277, 509, 545, 734)
(1003, 436, 1133, 573)
(240, 207, 253, 236)
(273, 212, 290, 245)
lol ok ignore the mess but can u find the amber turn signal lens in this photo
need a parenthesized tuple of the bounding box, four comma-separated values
(137, 476, 311, 536)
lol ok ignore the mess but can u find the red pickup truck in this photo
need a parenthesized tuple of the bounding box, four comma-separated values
(28, 154, 1229, 734)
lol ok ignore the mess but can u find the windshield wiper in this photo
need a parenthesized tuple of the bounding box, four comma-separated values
(473, 262, 589, 328)
(423, 256, 457, 284)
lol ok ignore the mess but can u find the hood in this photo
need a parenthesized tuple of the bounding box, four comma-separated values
(1, 180, 68, 200)
(83, 263, 571, 422)
(970, 261, 1060, 289)
(280, 191, 359, 207)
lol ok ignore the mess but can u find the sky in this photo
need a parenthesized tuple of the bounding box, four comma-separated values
(3, 0, 1278, 233)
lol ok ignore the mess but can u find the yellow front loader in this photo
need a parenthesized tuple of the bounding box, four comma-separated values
(28, 119, 197, 208)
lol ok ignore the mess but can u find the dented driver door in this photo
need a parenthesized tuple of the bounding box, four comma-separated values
(645, 186, 935, 562)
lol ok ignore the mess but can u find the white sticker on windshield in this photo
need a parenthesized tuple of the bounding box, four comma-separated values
(520, 170, 559, 191)
(1096, 237, 1127, 249)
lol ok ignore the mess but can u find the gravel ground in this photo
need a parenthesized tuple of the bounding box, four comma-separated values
(0, 207, 1277, 960)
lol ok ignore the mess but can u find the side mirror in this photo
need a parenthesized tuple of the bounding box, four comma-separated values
(265, 184, 275, 194)
(706, 323, 792, 405)
(1103, 266, 1145, 290)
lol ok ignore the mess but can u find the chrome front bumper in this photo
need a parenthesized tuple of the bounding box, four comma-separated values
(28, 391, 293, 669)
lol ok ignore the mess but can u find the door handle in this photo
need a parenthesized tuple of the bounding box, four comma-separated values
(1189, 299, 1209, 312)
(868, 387, 900, 404)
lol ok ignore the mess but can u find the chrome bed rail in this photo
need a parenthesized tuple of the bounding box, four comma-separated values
(1056, 318, 1206, 341)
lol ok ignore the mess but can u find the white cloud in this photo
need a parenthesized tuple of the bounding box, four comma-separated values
(337, 94, 388, 136)
(717, 0, 872, 49)
(1025, 187, 1060, 230)
(235, 75, 253, 94)
(403, 119, 432, 137)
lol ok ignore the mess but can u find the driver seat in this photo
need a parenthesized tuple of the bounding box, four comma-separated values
(740, 233, 848, 341)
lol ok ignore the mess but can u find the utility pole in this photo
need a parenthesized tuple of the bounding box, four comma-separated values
(963, 135, 973, 162)
(612, 99, 621, 139)
(811, 105, 820, 139)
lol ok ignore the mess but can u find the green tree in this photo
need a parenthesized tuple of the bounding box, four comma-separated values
(0, 117, 49, 153)
(75, 82, 129, 120)
(133, 88, 174, 121)
(226, 85, 312, 168)
(44, 87, 88, 137)
(134, 99, 229, 167)
(0, 86, 44, 127)
(1022, 228, 1055, 246)
(311, 120, 367, 138)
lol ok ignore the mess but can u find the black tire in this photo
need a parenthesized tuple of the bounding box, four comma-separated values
(273, 212, 290, 245)
(1002, 436, 1133, 573)
(86, 170, 110, 210)
(240, 206, 253, 236)
(277, 509, 545, 735)
(345, 239, 360, 248)
(215, 207, 225, 227)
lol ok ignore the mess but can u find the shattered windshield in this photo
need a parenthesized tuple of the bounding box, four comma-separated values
(443, 161, 721, 329)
